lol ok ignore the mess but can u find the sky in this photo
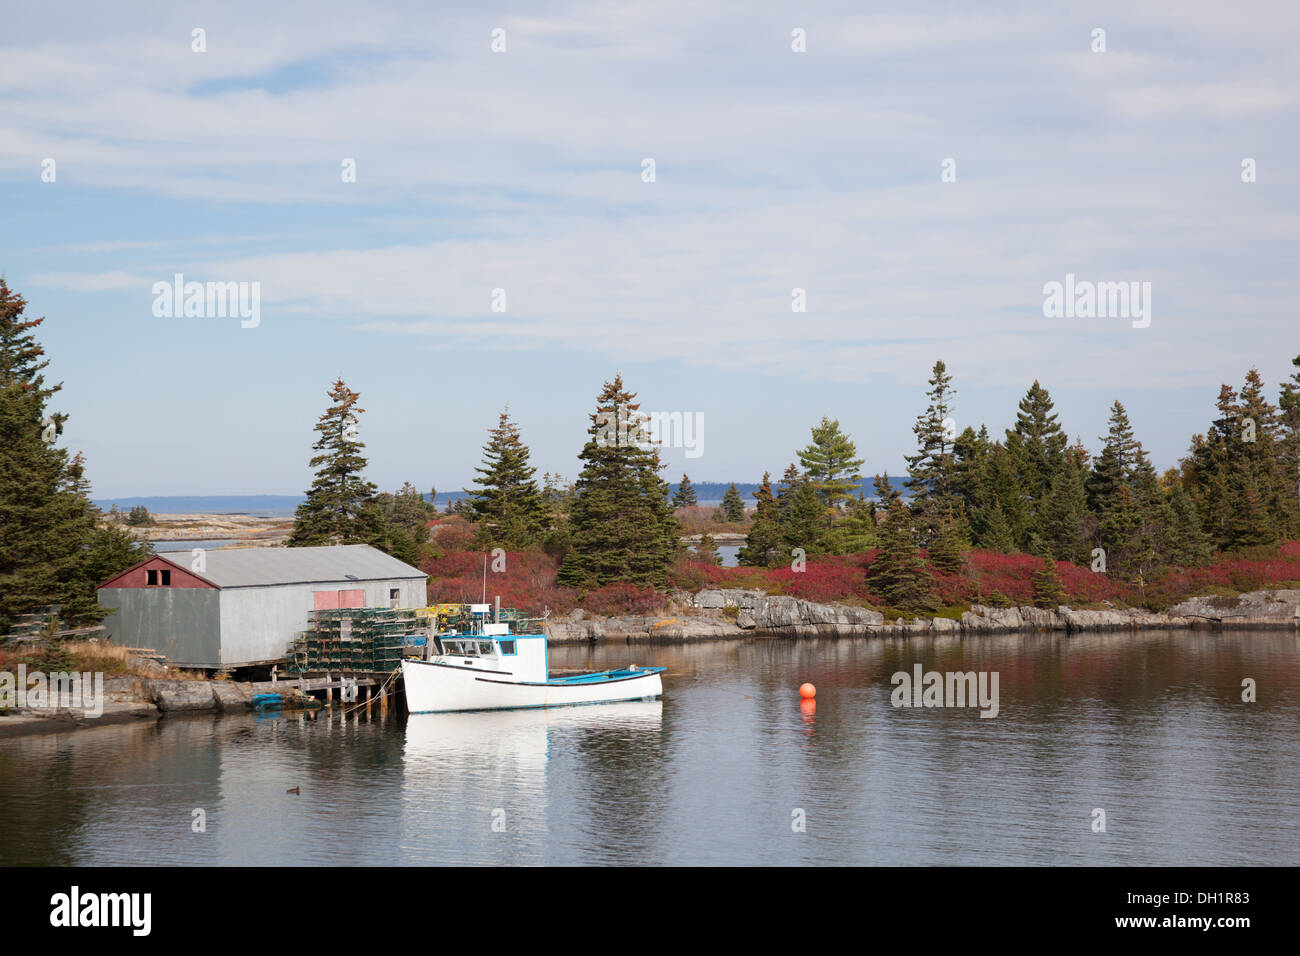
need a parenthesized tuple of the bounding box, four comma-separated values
(1, 1, 1297, 498)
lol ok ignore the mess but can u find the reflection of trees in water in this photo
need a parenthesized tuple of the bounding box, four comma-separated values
(558, 711, 669, 863)
(0, 741, 86, 865)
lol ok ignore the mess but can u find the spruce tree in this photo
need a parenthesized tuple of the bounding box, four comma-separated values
(981, 443, 1031, 550)
(1188, 375, 1287, 551)
(1041, 442, 1091, 563)
(1166, 483, 1213, 566)
(1238, 369, 1291, 541)
(1005, 380, 1068, 540)
(868, 499, 935, 612)
(980, 500, 1016, 554)
(1087, 401, 1141, 515)
(672, 474, 698, 509)
(1278, 353, 1300, 523)
(797, 416, 864, 512)
(375, 482, 434, 566)
(927, 511, 965, 574)
(952, 426, 989, 500)
(0, 280, 140, 629)
(738, 472, 784, 567)
(905, 360, 959, 519)
(557, 375, 680, 589)
(781, 471, 828, 558)
(465, 408, 550, 550)
(1031, 555, 1066, 609)
(872, 471, 901, 508)
(720, 482, 746, 522)
(825, 494, 878, 556)
(288, 378, 385, 547)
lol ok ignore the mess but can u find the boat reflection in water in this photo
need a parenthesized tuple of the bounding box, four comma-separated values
(398, 701, 665, 864)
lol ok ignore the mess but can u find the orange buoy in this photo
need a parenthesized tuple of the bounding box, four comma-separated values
(799, 682, 816, 699)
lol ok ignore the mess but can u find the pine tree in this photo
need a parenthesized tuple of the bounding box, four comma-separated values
(1031, 555, 1066, 609)
(557, 375, 680, 589)
(868, 499, 935, 612)
(797, 416, 864, 512)
(288, 378, 385, 548)
(465, 408, 550, 550)
(672, 474, 698, 508)
(738, 472, 784, 567)
(0, 280, 140, 629)
(905, 360, 959, 520)
(720, 482, 746, 522)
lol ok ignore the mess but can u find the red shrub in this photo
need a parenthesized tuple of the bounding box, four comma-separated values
(423, 549, 576, 614)
(768, 556, 866, 602)
(580, 583, 667, 616)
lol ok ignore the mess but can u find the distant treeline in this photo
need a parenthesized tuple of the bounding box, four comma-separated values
(669, 477, 910, 503)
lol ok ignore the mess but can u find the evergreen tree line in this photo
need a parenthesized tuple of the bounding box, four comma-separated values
(736, 357, 1300, 589)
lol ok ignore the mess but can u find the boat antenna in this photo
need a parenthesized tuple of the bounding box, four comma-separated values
(482, 552, 488, 605)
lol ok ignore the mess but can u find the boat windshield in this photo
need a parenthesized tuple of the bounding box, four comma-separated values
(441, 639, 498, 657)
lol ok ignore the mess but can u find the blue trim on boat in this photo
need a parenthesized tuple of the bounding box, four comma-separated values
(473, 667, 664, 688)
(406, 695, 663, 715)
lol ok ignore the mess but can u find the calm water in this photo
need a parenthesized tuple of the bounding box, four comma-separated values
(2, 630, 1297, 866)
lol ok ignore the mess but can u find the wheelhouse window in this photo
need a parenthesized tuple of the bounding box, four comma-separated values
(477, 642, 494, 656)
(499, 640, 516, 655)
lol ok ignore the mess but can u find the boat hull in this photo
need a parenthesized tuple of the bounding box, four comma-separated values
(401, 659, 664, 713)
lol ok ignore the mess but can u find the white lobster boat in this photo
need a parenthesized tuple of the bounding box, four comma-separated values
(401, 605, 665, 714)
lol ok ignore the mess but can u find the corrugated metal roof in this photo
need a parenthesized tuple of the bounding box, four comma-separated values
(162, 544, 427, 589)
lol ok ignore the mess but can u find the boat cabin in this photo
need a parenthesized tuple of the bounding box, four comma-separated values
(431, 606, 549, 683)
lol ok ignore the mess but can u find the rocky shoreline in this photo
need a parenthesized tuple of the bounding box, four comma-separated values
(543, 587, 1300, 642)
(0, 676, 316, 739)
(4, 587, 1295, 738)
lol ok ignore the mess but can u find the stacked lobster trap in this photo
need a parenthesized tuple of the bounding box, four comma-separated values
(287, 603, 546, 675)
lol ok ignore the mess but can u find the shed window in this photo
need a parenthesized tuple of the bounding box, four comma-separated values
(160, 570, 171, 586)
(146, 569, 158, 586)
